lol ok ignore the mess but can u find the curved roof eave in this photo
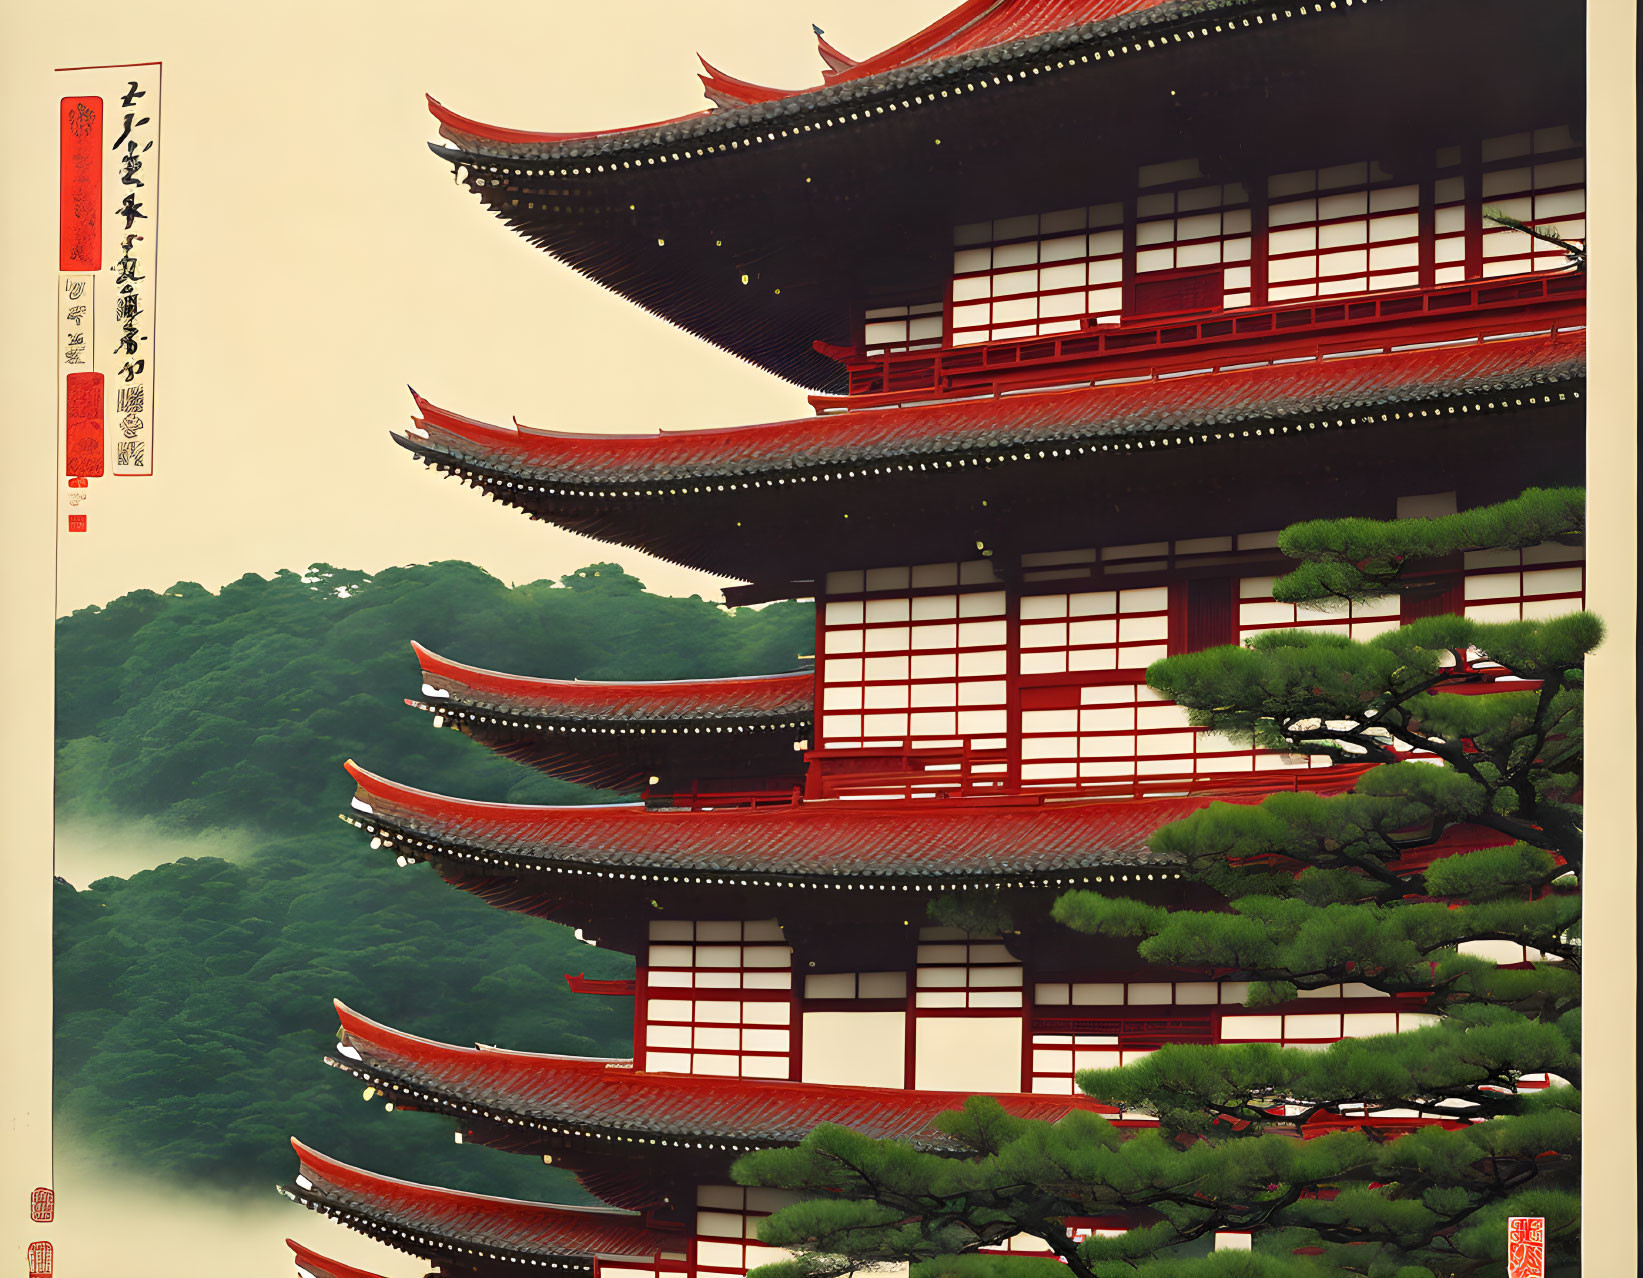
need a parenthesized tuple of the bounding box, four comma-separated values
(426, 0, 1262, 165)
(327, 1002, 1105, 1152)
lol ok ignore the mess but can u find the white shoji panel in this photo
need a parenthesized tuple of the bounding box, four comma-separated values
(1265, 160, 1422, 302)
(1132, 180, 1253, 310)
(644, 920, 794, 1079)
(863, 302, 944, 355)
(914, 928, 1023, 1009)
(1479, 126, 1584, 279)
(1433, 145, 1468, 286)
(950, 204, 1127, 345)
(819, 574, 1010, 754)
(1018, 680, 1307, 787)
(695, 1186, 798, 1278)
(1219, 1009, 1440, 1045)
(1461, 543, 1585, 623)
(1017, 585, 1170, 676)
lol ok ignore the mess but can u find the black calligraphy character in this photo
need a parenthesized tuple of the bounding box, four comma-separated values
(117, 192, 147, 230)
(115, 239, 145, 287)
(111, 111, 151, 151)
(66, 280, 86, 301)
(113, 322, 140, 357)
(119, 413, 144, 439)
(64, 347, 86, 366)
(117, 440, 146, 468)
(117, 386, 145, 413)
(120, 81, 146, 108)
(66, 333, 84, 347)
(119, 141, 146, 187)
(114, 293, 143, 322)
(118, 359, 145, 383)
(67, 305, 87, 326)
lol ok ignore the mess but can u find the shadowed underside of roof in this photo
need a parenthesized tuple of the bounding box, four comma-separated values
(328, 1001, 1100, 1153)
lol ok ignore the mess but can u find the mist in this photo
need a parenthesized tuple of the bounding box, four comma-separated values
(50, 1134, 428, 1277)
(53, 818, 262, 888)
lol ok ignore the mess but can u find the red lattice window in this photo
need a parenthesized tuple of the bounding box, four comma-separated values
(1018, 678, 1305, 787)
(1130, 177, 1252, 313)
(1480, 127, 1584, 278)
(1461, 545, 1585, 623)
(1265, 161, 1422, 302)
(862, 302, 943, 355)
(1018, 584, 1170, 676)
(643, 920, 794, 1079)
(915, 930, 1023, 1010)
(818, 566, 1010, 756)
(950, 204, 1127, 345)
(696, 1186, 799, 1278)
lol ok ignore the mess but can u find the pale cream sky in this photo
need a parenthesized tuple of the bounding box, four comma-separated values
(7, 0, 951, 617)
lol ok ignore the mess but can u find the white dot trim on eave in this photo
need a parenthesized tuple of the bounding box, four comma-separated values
(407, 698, 811, 738)
(456, 2, 1375, 179)
(416, 390, 1578, 505)
(342, 813, 1183, 892)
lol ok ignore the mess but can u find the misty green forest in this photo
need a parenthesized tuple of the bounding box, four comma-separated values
(53, 561, 814, 1199)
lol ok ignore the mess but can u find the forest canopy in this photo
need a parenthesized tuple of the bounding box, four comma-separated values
(53, 561, 814, 1197)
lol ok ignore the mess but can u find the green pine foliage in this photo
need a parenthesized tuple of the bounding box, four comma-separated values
(1272, 486, 1582, 605)
(53, 561, 815, 1196)
(737, 492, 1586, 1276)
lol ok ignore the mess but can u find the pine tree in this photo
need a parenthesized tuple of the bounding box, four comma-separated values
(735, 488, 1588, 1277)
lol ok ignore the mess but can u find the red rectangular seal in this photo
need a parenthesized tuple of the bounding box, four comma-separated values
(66, 371, 105, 478)
(59, 97, 102, 271)
(1506, 1217, 1545, 1278)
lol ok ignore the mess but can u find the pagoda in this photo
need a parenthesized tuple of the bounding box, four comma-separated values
(281, 0, 1587, 1273)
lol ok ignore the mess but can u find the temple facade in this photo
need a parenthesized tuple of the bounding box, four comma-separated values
(282, 1, 1586, 1274)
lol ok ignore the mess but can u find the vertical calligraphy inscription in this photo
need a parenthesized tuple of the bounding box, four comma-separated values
(1505, 1217, 1545, 1278)
(58, 97, 101, 271)
(108, 74, 157, 476)
(65, 372, 105, 479)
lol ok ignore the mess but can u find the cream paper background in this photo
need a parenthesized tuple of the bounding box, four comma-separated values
(1, 1, 1633, 1273)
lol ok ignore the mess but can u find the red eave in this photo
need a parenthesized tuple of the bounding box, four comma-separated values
(411, 641, 813, 724)
(697, 57, 802, 108)
(428, 0, 1181, 152)
(398, 331, 1585, 489)
(427, 93, 709, 149)
(286, 1239, 391, 1278)
(285, 1138, 674, 1263)
(330, 1002, 1102, 1149)
(342, 759, 1374, 882)
(838, 0, 1174, 83)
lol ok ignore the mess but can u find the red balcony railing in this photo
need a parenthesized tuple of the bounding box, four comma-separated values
(816, 271, 1585, 410)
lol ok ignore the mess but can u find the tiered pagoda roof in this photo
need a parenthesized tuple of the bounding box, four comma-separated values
(424, 0, 1579, 388)
(345, 758, 1218, 891)
(282, 1140, 679, 1273)
(434, 0, 1188, 157)
(398, 327, 1586, 582)
(327, 1001, 1104, 1154)
(409, 642, 812, 793)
